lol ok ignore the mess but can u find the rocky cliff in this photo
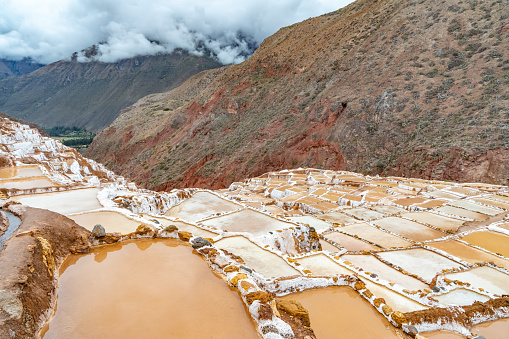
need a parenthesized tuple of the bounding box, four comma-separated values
(86, 0, 509, 190)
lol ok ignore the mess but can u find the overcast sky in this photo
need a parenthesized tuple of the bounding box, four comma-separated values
(0, 0, 355, 65)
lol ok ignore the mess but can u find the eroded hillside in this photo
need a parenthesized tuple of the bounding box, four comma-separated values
(87, 0, 509, 190)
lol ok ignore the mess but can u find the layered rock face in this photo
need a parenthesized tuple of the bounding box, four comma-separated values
(86, 0, 508, 190)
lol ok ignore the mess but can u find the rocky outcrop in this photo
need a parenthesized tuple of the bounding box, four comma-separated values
(87, 0, 509, 190)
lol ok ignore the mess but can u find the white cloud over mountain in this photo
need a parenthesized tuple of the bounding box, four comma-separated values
(0, 0, 353, 64)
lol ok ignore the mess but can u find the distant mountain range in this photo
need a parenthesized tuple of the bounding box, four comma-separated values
(0, 51, 221, 131)
(0, 58, 44, 80)
(86, 0, 509, 189)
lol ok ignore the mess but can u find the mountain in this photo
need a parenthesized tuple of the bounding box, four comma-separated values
(0, 51, 222, 131)
(0, 58, 44, 80)
(86, 0, 509, 190)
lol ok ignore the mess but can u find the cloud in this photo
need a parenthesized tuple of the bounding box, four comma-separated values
(0, 0, 354, 65)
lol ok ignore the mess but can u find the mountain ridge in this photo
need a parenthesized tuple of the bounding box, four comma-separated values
(86, 0, 508, 189)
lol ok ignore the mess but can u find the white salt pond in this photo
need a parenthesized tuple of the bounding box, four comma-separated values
(471, 197, 509, 210)
(377, 248, 465, 282)
(434, 288, 490, 306)
(319, 240, 341, 252)
(317, 211, 358, 225)
(141, 215, 218, 238)
(296, 254, 354, 276)
(339, 223, 413, 249)
(324, 231, 381, 252)
(41, 239, 260, 339)
(401, 212, 464, 233)
(0, 177, 57, 189)
(448, 200, 502, 216)
(201, 209, 294, 235)
(280, 287, 405, 339)
(371, 205, 406, 216)
(69, 211, 144, 234)
(435, 206, 489, 221)
(343, 207, 385, 221)
(287, 216, 331, 232)
(445, 266, 509, 296)
(341, 254, 428, 291)
(0, 165, 42, 179)
(164, 191, 240, 222)
(372, 217, 446, 242)
(214, 236, 300, 278)
(14, 188, 102, 215)
(363, 280, 428, 313)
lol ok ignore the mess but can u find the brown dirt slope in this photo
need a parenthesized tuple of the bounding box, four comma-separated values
(86, 0, 509, 190)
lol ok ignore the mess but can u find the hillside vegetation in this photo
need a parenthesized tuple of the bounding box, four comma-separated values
(87, 0, 509, 190)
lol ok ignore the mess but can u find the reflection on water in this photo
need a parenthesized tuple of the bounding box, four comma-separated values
(41, 239, 260, 339)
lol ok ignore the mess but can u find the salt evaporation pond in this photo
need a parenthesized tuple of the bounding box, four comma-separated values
(401, 212, 464, 233)
(280, 287, 404, 338)
(141, 215, 218, 238)
(0, 165, 42, 179)
(201, 209, 294, 235)
(472, 317, 509, 339)
(434, 288, 490, 306)
(41, 239, 260, 339)
(324, 231, 381, 251)
(343, 207, 385, 220)
(429, 240, 509, 270)
(377, 248, 464, 282)
(340, 223, 413, 249)
(69, 211, 144, 234)
(287, 216, 331, 232)
(445, 266, 509, 296)
(0, 178, 56, 189)
(164, 191, 240, 222)
(421, 330, 465, 338)
(214, 236, 300, 277)
(372, 217, 446, 242)
(461, 231, 509, 257)
(14, 188, 102, 215)
(317, 211, 358, 225)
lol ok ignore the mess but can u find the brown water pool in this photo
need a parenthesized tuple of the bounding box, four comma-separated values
(41, 239, 260, 338)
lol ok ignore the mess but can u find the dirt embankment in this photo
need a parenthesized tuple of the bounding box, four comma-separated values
(0, 204, 92, 338)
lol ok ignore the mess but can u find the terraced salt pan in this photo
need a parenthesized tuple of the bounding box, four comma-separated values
(323, 231, 381, 252)
(214, 236, 300, 278)
(370, 205, 406, 216)
(341, 254, 428, 291)
(377, 248, 465, 282)
(461, 231, 509, 257)
(448, 200, 502, 216)
(0, 165, 42, 179)
(0, 178, 56, 189)
(296, 253, 354, 276)
(287, 216, 331, 232)
(435, 206, 489, 221)
(69, 211, 143, 234)
(434, 288, 490, 306)
(393, 197, 427, 207)
(416, 199, 448, 209)
(445, 266, 509, 296)
(428, 191, 462, 200)
(402, 212, 464, 233)
(372, 217, 446, 242)
(279, 287, 404, 339)
(490, 194, 509, 204)
(343, 207, 385, 220)
(201, 209, 294, 235)
(317, 212, 358, 225)
(339, 223, 413, 249)
(41, 240, 259, 339)
(363, 280, 428, 313)
(164, 191, 240, 222)
(472, 317, 509, 339)
(319, 240, 341, 252)
(142, 215, 218, 238)
(264, 205, 285, 214)
(14, 188, 102, 215)
(429, 240, 509, 270)
(472, 197, 509, 210)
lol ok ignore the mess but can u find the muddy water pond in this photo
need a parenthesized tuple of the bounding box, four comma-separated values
(280, 287, 405, 338)
(41, 239, 259, 339)
(472, 317, 509, 339)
